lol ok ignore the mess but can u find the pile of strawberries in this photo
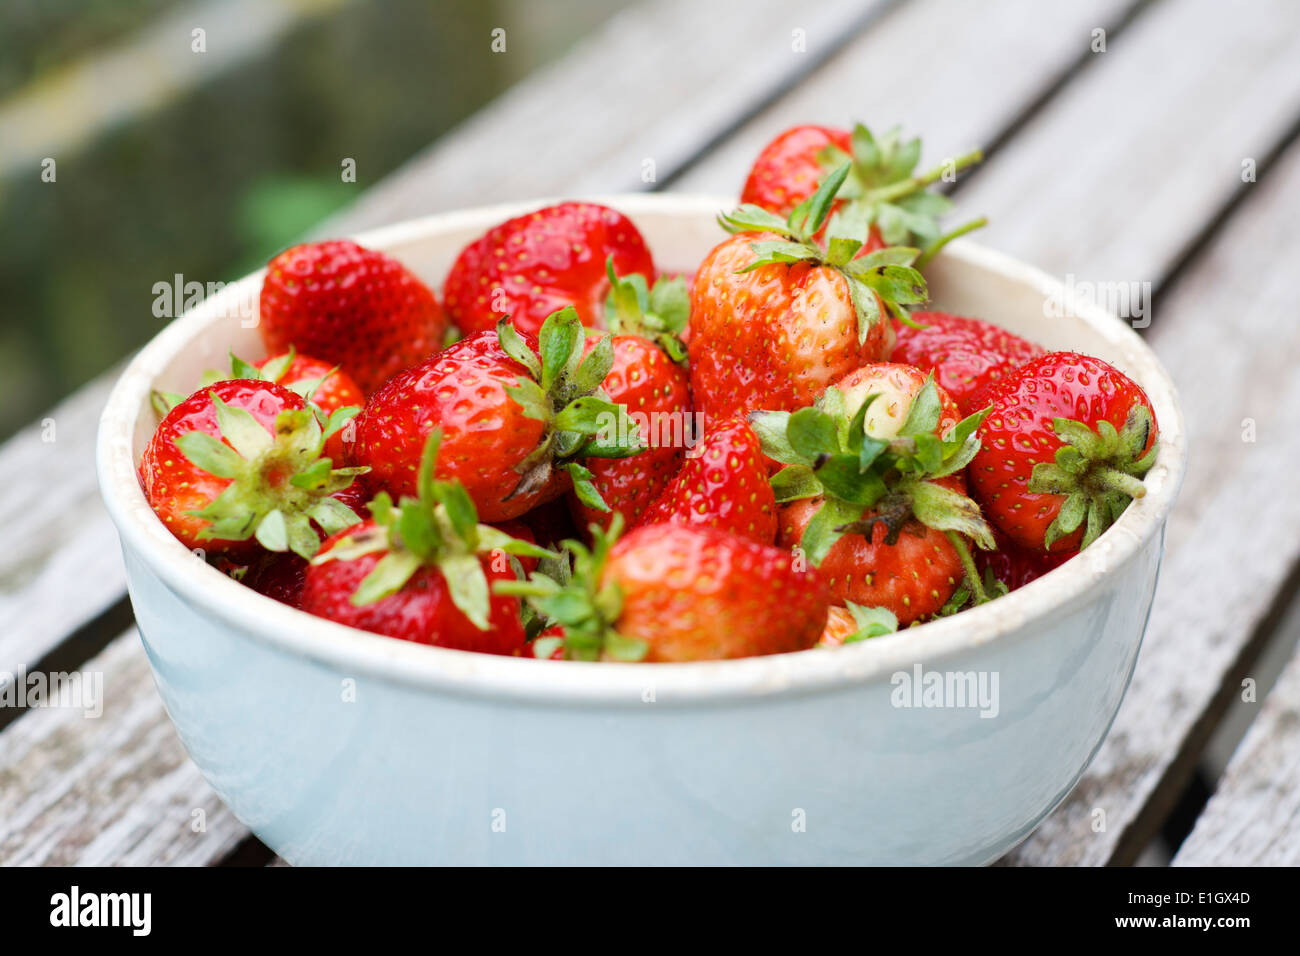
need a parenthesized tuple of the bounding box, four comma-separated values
(140, 122, 1159, 662)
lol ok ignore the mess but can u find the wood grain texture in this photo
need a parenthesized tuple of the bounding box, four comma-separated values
(0, 628, 248, 866)
(1003, 130, 1300, 865)
(318, 0, 891, 235)
(1173, 638, 1300, 865)
(671, 0, 1136, 195)
(0, 373, 127, 676)
(951, 0, 1300, 288)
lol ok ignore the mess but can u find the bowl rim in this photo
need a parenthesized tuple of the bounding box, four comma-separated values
(96, 193, 1187, 707)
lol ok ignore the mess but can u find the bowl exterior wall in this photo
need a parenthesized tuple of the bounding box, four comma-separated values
(123, 525, 1161, 865)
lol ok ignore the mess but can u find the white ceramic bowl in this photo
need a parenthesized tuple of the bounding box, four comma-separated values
(97, 195, 1186, 865)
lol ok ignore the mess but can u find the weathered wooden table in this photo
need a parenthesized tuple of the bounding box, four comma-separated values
(4, 0, 1299, 866)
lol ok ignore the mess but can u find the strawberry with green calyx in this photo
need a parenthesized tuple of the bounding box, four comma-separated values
(751, 364, 997, 623)
(691, 164, 928, 421)
(603, 258, 691, 364)
(303, 431, 554, 653)
(210, 348, 364, 415)
(351, 307, 643, 523)
(970, 352, 1159, 553)
(741, 123, 984, 250)
(720, 163, 928, 335)
(814, 122, 984, 250)
(181, 347, 366, 461)
(499, 516, 648, 663)
(818, 602, 899, 647)
(499, 515, 829, 662)
(497, 305, 646, 513)
(140, 379, 367, 560)
(565, 262, 693, 532)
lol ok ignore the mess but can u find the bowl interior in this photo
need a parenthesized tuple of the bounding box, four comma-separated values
(99, 194, 1186, 703)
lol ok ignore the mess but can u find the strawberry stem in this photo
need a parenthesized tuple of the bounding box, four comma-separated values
(916, 216, 989, 269)
(1094, 467, 1149, 500)
(945, 530, 990, 606)
(865, 147, 984, 204)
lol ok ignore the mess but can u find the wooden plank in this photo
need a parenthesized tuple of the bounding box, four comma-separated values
(1003, 128, 1300, 865)
(1172, 633, 1300, 866)
(0, 374, 127, 677)
(671, 0, 1137, 195)
(317, 0, 890, 234)
(0, 628, 249, 866)
(950, 0, 1300, 288)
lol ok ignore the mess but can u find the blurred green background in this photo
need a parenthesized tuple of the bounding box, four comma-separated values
(0, 0, 634, 440)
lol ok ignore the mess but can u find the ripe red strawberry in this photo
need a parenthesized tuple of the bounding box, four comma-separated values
(975, 528, 1076, 592)
(569, 265, 692, 531)
(691, 165, 928, 421)
(970, 352, 1158, 553)
(140, 379, 366, 559)
(637, 416, 777, 544)
(241, 553, 310, 608)
(779, 496, 964, 624)
(891, 311, 1044, 413)
(443, 202, 655, 337)
(352, 307, 642, 522)
(501, 518, 829, 662)
(250, 350, 364, 417)
(169, 348, 367, 463)
(259, 239, 447, 394)
(742, 125, 851, 218)
(741, 122, 983, 250)
(303, 432, 551, 654)
(751, 363, 996, 624)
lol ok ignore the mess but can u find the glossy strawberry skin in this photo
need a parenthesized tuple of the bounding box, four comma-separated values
(775, 366, 965, 624)
(740, 125, 885, 253)
(140, 380, 306, 556)
(256, 352, 365, 461)
(571, 334, 690, 531)
(688, 232, 894, 422)
(603, 523, 829, 662)
(443, 202, 655, 337)
(301, 520, 526, 654)
(242, 553, 310, 608)
(351, 330, 560, 522)
(891, 312, 1044, 413)
(970, 352, 1157, 553)
(257, 353, 364, 416)
(741, 125, 850, 218)
(976, 529, 1075, 592)
(779, 496, 962, 626)
(637, 417, 777, 545)
(259, 240, 447, 395)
